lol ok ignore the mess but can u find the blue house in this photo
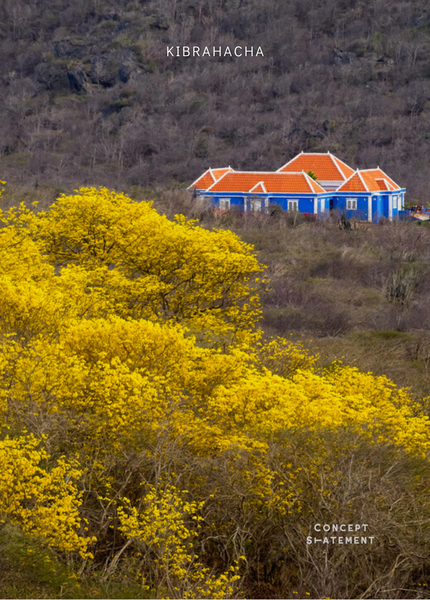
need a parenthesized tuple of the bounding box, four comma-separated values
(188, 154, 405, 222)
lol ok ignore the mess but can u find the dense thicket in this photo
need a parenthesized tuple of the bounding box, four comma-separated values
(1, 0, 430, 200)
(2, 189, 430, 599)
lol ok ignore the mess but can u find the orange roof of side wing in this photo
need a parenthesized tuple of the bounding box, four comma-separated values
(337, 169, 401, 192)
(207, 171, 326, 194)
(278, 152, 355, 181)
(188, 167, 234, 190)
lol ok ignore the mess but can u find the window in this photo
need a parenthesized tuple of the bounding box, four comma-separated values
(347, 199, 357, 210)
(219, 198, 230, 210)
(288, 200, 298, 212)
(251, 199, 261, 212)
(393, 196, 398, 209)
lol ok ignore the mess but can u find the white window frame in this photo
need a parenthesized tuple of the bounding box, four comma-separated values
(347, 198, 357, 210)
(219, 198, 230, 210)
(288, 200, 299, 212)
(393, 195, 398, 209)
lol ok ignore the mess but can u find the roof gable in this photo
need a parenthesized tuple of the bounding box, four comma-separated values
(249, 182, 267, 193)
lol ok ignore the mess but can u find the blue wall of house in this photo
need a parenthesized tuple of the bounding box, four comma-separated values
(203, 192, 332, 214)
(268, 196, 314, 213)
(197, 189, 405, 221)
(332, 190, 405, 222)
(332, 194, 370, 221)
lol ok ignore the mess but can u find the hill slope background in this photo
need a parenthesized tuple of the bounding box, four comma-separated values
(1, 0, 430, 200)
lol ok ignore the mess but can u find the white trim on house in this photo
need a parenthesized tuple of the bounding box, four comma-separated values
(335, 170, 357, 191)
(302, 171, 325, 193)
(357, 171, 370, 192)
(330, 153, 357, 177)
(276, 151, 304, 172)
(249, 181, 267, 193)
(374, 167, 401, 190)
(189, 167, 235, 191)
(329, 152, 348, 180)
(187, 168, 215, 190)
(206, 170, 232, 192)
(376, 178, 392, 191)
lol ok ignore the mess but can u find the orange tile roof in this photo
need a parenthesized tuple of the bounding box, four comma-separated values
(278, 152, 355, 181)
(337, 169, 401, 192)
(208, 171, 326, 194)
(188, 167, 233, 190)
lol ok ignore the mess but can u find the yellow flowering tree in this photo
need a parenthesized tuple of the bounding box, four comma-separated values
(1, 185, 430, 598)
(34, 187, 265, 344)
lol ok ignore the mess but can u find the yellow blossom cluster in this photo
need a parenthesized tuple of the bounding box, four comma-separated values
(0, 434, 94, 557)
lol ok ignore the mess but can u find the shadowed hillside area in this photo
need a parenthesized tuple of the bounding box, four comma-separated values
(1, 0, 430, 201)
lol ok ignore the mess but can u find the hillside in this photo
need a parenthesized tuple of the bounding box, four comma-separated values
(1, 0, 430, 201)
